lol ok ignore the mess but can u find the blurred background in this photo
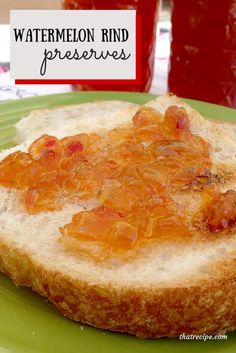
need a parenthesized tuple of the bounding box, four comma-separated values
(0, 0, 61, 22)
(0, 0, 235, 108)
(0, 0, 171, 101)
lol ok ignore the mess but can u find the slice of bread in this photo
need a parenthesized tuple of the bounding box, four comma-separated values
(0, 94, 236, 338)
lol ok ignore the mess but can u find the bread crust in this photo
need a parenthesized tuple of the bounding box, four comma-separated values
(0, 234, 236, 338)
(1, 94, 236, 338)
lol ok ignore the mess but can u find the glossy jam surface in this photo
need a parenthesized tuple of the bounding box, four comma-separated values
(169, 0, 236, 107)
(63, 0, 160, 92)
(0, 133, 101, 213)
(0, 105, 218, 258)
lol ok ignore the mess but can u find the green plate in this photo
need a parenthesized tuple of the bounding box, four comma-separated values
(0, 92, 236, 353)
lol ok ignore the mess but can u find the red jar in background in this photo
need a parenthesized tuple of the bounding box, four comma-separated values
(169, 0, 236, 108)
(63, 0, 160, 92)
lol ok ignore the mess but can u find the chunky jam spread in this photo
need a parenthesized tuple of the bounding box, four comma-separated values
(201, 188, 236, 232)
(0, 105, 234, 258)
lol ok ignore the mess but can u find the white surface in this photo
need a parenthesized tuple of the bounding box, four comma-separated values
(0, 24, 72, 100)
(11, 11, 136, 80)
(0, 24, 170, 101)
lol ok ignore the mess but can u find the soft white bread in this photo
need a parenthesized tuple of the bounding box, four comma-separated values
(15, 100, 139, 145)
(0, 94, 236, 338)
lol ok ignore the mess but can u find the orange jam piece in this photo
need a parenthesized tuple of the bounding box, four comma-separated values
(98, 179, 155, 212)
(29, 134, 58, 159)
(132, 106, 162, 126)
(0, 151, 32, 188)
(25, 180, 62, 214)
(202, 189, 236, 232)
(61, 195, 190, 257)
(60, 206, 122, 240)
(128, 195, 190, 240)
(163, 106, 190, 135)
(60, 206, 137, 252)
(0, 105, 213, 258)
